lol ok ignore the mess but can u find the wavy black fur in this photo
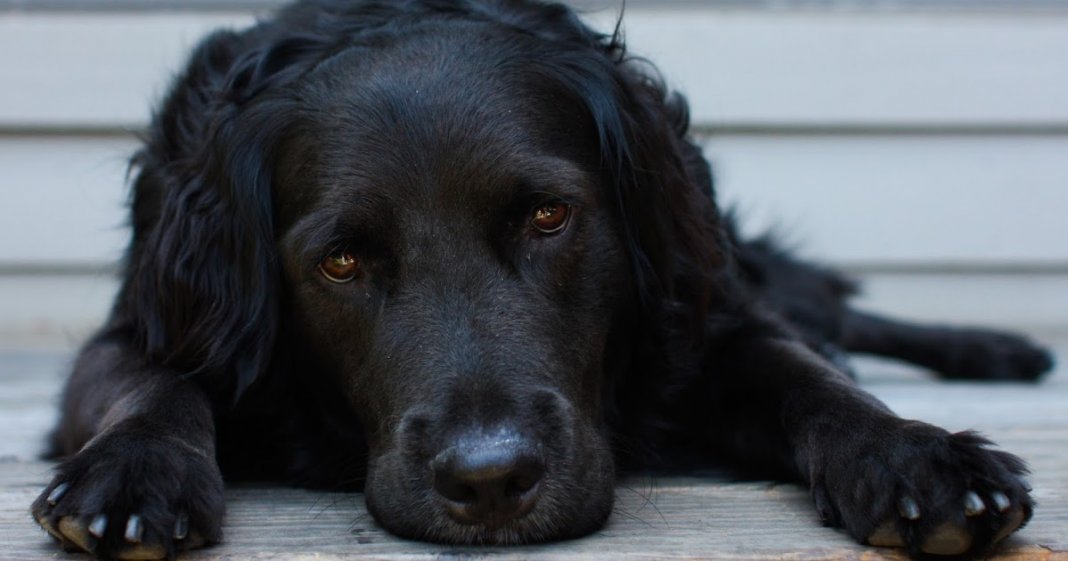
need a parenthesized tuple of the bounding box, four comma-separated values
(34, 2, 1052, 560)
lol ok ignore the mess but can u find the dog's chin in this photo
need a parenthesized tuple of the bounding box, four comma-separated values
(363, 459, 617, 545)
(367, 491, 616, 545)
(390, 504, 613, 546)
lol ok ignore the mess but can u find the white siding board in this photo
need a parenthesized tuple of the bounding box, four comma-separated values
(0, 274, 119, 349)
(595, 9, 1068, 128)
(0, 13, 253, 129)
(2, 10, 1068, 128)
(1, 133, 1066, 266)
(707, 133, 1068, 265)
(0, 136, 135, 264)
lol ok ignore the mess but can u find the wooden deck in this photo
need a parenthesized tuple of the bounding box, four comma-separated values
(2, 332, 1066, 560)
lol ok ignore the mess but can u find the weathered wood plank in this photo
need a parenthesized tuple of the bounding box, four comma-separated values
(2, 460, 1066, 560)
(1, 334, 1065, 560)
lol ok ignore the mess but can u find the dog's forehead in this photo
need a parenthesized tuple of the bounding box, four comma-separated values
(278, 23, 598, 222)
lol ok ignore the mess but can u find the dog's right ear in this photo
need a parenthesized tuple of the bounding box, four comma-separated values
(120, 30, 329, 402)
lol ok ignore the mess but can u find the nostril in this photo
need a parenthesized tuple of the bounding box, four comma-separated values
(431, 436, 546, 525)
(433, 469, 479, 504)
(503, 459, 543, 497)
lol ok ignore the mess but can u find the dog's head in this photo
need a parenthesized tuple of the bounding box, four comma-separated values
(126, 0, 723, 544)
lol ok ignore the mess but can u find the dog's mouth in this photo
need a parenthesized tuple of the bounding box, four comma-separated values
(368, 473, 615, 546)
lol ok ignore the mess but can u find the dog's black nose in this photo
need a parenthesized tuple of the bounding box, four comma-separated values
(431, 434, 545, 525)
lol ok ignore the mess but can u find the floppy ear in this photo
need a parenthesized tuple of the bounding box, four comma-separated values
(553, 59, 728, 339)
(121, 31, 329, 402)
(607, 70, 728, 335)
(516, 7, 728, 340)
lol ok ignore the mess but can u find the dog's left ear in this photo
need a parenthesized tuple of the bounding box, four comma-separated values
(124, 33, 329, 402)
(595, 61, 729, 339)
(517, 4, 728, 337)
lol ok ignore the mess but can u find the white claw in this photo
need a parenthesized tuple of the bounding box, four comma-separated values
(174, 513, 189, 540)
(898, 496, 921, 520)
(992, 492, 1012, 513)
(46, 483, 70, 506)
(88, 514, 108, 539)
(964, 491, 986, 517)
(124, 514, 144, 543)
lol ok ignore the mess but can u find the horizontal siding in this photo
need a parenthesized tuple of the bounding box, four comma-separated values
(706, 133, 1068, 265)
(0, 13, 254, 129)
(0, 274, 119, 349)
(3, 133, 1066, 266)
(6, 0, 1068, 14)
(586, 9, 1068, 128)
(1, 5, 1066, 277)
(2, 10, 1068, 128)
(0, 135, 134, 265)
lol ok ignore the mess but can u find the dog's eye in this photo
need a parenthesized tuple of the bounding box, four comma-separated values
(318, 250, 359, 284)
(530, 202, 571, 235)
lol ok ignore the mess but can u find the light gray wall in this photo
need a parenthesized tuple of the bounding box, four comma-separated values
(1, 1, 1066, 342)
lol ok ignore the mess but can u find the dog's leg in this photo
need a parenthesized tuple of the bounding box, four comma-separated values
(31, 332, 224, 560)
(840, 308, 1053, 380)
(703, 333, 1032, 558)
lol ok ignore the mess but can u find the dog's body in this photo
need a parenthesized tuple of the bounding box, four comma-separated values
(33, 1, 1053, 560)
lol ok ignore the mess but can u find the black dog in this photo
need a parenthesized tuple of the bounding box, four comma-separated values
(32, 1, 1054, 559)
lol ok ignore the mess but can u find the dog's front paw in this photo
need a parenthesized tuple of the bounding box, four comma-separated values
(814, 423, 1032, 559)
(31, 427, 224, 560)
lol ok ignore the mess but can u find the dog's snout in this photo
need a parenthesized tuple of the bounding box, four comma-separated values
(431, 434, 545, 526)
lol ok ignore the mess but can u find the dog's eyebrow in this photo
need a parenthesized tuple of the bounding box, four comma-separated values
(509, 156, 594, 205)
(277, 155, 594, 265)
(279, 208, 360, 271)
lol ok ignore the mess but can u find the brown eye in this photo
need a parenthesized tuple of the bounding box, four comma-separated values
(530, 202, 571, 235)
(318, 250, 359, 284)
